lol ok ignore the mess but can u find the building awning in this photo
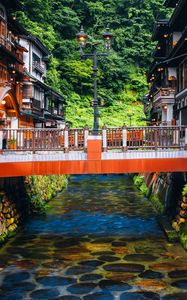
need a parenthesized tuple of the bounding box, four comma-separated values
(20, 110, 45, 121)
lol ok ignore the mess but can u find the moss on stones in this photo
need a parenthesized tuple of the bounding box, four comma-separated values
(133, 175, 149, 196)
(150, 194, 164, 215)
(26, 175, 68, 214)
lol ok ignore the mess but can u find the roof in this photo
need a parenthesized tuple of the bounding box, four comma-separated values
(164, 0, 178, 7)
(152, 20, 169, 41)
(25, 71, 65, 103)
(8, 17, 28, 36)
(0, 0, 21, 10)
(21, 35, 49, 56)
(169, 0, 187, 30)
(168, 26, 187, 59)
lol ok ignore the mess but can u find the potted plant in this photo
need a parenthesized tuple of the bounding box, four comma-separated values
(8, 138, 17, 150)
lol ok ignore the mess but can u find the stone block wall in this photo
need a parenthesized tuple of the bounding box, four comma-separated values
(0, 193, 20, 242)
(0, 175, 68, 244)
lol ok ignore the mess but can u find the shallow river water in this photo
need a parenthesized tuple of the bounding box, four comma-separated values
(1, 175, 187, 300)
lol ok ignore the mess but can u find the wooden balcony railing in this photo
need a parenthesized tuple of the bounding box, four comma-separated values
(153, 88, 175, 103)
(31, 98, 41, 113)
(32, 61, 45, 74)
(0, 37, 14, 52)
(0, 126, 186, 153)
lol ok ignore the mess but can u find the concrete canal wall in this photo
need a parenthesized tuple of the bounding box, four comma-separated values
(0, 175, 68, 244)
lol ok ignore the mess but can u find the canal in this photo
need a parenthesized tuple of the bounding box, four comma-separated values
(0, 175, 187, 300)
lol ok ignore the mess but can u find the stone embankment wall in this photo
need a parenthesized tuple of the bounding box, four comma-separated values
(134, 172, 187, 248)
(0, 194, 20, 242)
(0, 175, 68, 244)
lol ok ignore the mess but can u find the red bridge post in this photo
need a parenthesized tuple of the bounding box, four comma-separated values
(87, 135, 102, 160)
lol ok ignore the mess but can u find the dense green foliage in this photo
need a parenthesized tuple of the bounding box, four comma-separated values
(17, 0, 168, 127)
(27, 175, 68, 214)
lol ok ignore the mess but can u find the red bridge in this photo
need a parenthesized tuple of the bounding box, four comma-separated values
(0, 126, 187, 177)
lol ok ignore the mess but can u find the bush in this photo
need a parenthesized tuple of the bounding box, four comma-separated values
(182, 184, 187, 197)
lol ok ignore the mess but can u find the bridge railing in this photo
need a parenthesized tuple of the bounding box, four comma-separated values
(105, 126, 186, 151)
(0, 126, 186, 153)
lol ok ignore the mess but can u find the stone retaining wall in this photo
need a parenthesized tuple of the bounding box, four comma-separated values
(0, 193, 20, 243)
(0, 175, 68, 244)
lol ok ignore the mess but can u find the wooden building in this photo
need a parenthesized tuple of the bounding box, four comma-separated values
(146, 0, 187, 126)
(0, 0, 65, 129)
(0, 0, 26, 128)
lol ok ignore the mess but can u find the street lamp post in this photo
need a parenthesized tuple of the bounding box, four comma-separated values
(76, 26, 113, 135)
(127, 113, 133, 126)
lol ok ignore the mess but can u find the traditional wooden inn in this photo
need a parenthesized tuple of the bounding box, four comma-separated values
(0, 0, 65, 129)
(146, 0, 187, 126)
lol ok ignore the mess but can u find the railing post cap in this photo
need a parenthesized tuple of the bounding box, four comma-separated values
(84, 125, 89, 130)
(122, 124, 127, 129)
(64, 126, 69, 131)
(102, 124, 107, 129)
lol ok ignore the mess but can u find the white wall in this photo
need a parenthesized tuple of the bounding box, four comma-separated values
(20, 38, 47, 82)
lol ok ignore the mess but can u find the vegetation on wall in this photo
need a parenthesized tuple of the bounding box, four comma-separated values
(16, 0, 169, 127)
(179, 184, 187, 250)
(26, 175, 68, 214)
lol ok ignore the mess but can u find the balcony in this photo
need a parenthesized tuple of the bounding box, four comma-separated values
(32, 61, 45, 74)
(153, 88, 175, 105)
(22, 98, 41, 115)
(0, 37, 23, 64)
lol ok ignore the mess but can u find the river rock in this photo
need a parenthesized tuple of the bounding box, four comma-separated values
(79, 260, 104, 267)
(171, 279, 187, 289)
(83, 242, 110, 252)
(91, 251, 115, 256)
(99, 279, 132, 291)
(139, 270, 164, 279)
(98, 255, 119, 262)
(105, 272, 136, 281)
(150, 261, 187, 271)
(83, 292, 114, 300)
(51, 296, 80, 300)
(2, 271, 30, 285)
(112, 247, 129, 255)
(30, 288, 60, 299)
(124, 254, 158, 262)
(168, 270, 187, 278)
(36, 276, 76, 287)
(103, 263, 145, 273)
(80, 273, 103, 281)
(66, 265, 95, 275)
(163, 293, 187, 300)
(112, 241, 127, 247)
(120, 291, 160, 300)
(67, 283, 97, 294)
(135, 279, 167, 291)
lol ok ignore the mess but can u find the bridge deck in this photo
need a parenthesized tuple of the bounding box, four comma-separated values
(0, 150, 187, 177)
(0, 150, 187, 163)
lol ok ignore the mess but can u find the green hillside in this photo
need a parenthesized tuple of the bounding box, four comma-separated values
(17, 0, 169, 127)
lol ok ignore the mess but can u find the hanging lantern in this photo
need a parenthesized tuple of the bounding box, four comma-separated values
(103, 28, 113, 49)
(76, 26, 88, 47)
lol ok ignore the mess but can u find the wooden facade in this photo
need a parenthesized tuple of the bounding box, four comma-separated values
(146, 0, 187, 126)
(0, 1, 65, 130)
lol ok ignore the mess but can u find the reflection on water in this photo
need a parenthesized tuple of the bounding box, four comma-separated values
(1, 175, 187, 300)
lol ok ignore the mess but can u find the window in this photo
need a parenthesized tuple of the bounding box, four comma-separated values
(34, 87, 40, 101)
(23, 85, 32, 99)
(0, 65, 7, 83)
(32, 52, 40, 63)
(0, 21, 6, 44)
(0, 8, 5, 19)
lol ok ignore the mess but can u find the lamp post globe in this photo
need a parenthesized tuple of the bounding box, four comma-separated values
(76, 26, 88, 47)
(76, 26, 113, 134)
